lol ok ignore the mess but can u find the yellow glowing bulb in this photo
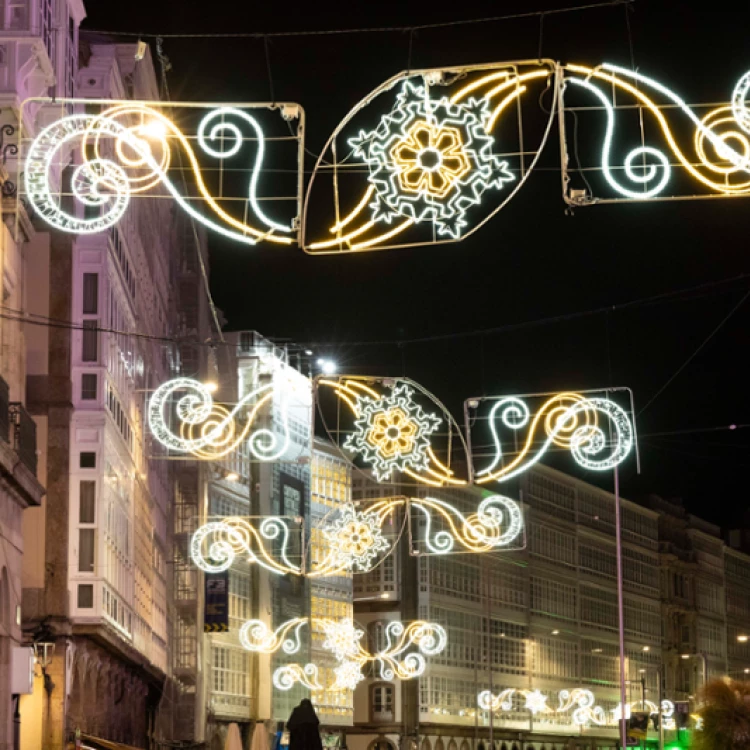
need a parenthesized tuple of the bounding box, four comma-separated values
(142, 119, 168, 139)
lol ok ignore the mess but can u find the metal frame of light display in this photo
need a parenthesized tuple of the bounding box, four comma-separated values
(302, 60, 558, 253)
(559, 64, 750, 204)
(255, 616, 447, 691)
(478, 688, 677, 730)
(15, 65, 750, 252)
(464, 387, 638, 485)
(315, 376, 637, 489)
(18, 97, 305, 246)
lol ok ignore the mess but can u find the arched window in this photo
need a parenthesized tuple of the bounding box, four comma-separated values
(448, 740, 457, 750)
(370, 683, 394, 723)
(421, 740, 431, 750)
(435, 740, 445, 750)
(478, 743, 486, 750)
(460, 741, 470, 750)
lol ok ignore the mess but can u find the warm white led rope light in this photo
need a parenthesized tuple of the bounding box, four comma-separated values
(478, 688, 676, 729)
(374, 620, 447, 680)
(321, 619, 365, 662)
(344, 383, 442, 481)
(25, 107, 294, 243)
(239, 618, 307, 654)
(147, 377, 291, 461)
(568, 78, 671, 198)
(412, 494, 523, 553)
(349, 79, 515, 238)
(476, 394, 633, 482)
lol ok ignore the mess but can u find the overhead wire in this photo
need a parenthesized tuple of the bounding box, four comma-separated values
(636, 289, 750, 416)
(81, 1, 634, 40)
(1, 272, 748, 350)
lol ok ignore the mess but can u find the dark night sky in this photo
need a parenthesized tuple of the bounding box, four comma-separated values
(83, 1, 750, 528)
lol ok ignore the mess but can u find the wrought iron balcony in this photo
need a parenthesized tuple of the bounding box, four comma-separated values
(9, 402, 37, 475)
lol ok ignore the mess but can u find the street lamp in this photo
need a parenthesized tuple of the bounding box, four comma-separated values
(317, 358, 337, 375)
(680, 652, 708, 691)
(738, 634, 749, 643)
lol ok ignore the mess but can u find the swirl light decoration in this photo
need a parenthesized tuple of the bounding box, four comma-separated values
(22, 100, 303, 244)
(409, 495, 524, 554)
(239, 618, 307, 655)
(273, 663, 323, 691)
(303, 61, 557, 253)
(478, 688, 674, 729)
(148, 376, 296, 461)
(190, 517, 302, 576)
(368, 620, 448, 680)
(561, 64, 750, 203)
(468, 391, 634, 484)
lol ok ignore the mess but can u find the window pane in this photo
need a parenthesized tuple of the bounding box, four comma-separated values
(77, 584, 93, 608)
(79, 480, 95, 523)
(82, 273, 98, 314)
(80, 452, 96, 468)
(82, 320, 98, 362)
(78, 529, 95, 572)
(81, 373, 97, 400)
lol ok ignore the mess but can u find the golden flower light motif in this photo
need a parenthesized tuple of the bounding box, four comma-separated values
(323, 505, 390, 573)
(390, 122, 471, 199)
(368, 406, 418, 459)
(344, 384, 442, 481)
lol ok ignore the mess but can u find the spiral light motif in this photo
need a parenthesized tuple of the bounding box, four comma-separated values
(148, 377, 292, 461)
(24, 104, 296, 244)
(476, 393, 634, 483)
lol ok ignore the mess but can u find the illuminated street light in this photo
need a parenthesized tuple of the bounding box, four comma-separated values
(738, 635, 749, 643)
(204, 381, 219, 393)
(317, 358, 337, 375)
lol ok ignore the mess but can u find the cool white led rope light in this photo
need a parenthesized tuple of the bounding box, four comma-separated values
(25, 107, 294, 243)
(476, 394, 633, 483)
(412, 494, 523, 553)
(349, 80, 515, 238)
(568, 78, 671, 198)
(273, 663, 322, 691)
(239, 618, 307, 655)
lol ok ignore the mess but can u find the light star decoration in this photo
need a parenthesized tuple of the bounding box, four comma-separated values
(323, 505, 390, 572)
(344, 384, 442, 481)
(349, 80, 515, 238)
(322, 619, 365, 662)
(333, 660, 365, 691)
(524, 689, 549, 715)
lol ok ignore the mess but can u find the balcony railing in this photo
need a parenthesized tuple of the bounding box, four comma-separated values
(9, 402, 37, 475)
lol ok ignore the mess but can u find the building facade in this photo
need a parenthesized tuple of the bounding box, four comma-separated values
(349, 465, 750, 750)
(11, 24, 184, 747)
(1, 2, 84, 749)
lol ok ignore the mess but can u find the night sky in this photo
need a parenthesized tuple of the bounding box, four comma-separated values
(83, 1, 750, 529)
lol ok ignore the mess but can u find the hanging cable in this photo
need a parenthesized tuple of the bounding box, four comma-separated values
(637, 289, 750, 416)
(82, 1, 634, 39)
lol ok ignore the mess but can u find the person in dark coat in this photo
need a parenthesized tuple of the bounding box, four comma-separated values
(287, 698, 323, 750)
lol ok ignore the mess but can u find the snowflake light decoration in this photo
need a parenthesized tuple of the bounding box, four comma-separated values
(524, 689, 549, 715)
(322, 619, 365, 662)
(349, 80, 515, 238)
(344, 384, 442, 481)
(332, 660, 365, 691)
(323, 505, 390, 572)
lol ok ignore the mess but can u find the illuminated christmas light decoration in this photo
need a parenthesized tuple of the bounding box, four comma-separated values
(304, 63, 556, 254)
(369, 621, 447, 680)
(239, 618, 307, 655)
(273, 663, 322, 691)
(320, 504, 390, 573)
(147, 376, 293, 461)
(24, 103, 299, 244)
(564, 64, 750, 199)
(321, 618, 365, 662)
(343, 383, 442, 481)
(190, 517, 301, 576)
(474, 393, 633, 484)
(557, 688, 608, 726)
(567, 78, 671, 199)
(332, 660, 365, 691)
(478, 689, 515, 712)
(348, 80, 515, 239)
(411, 494, 523, 554)
(523, 689, 549, 715)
